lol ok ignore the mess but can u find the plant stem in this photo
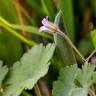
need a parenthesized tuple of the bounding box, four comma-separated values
(0, 17, 11, 27)
(39, 80, 51, 96)
(10, 24, 52, 40)
(57, 30, 86, 62)
(85, 49, 96, 64)
(34, 84, 41, 96)
(0, 17, 36, 46)
(89, 89, 96, 96)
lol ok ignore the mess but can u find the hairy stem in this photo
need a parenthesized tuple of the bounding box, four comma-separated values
(85, 49, 96, 64)
(34, 84, 41, 96)
(56, 30, 86, 62)
(89, 89, 96, 96)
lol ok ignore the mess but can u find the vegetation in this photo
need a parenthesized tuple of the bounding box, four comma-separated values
(0, 0, 96, 96)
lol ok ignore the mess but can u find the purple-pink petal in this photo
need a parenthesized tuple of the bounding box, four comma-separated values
(39, 26, 48, 32)
(42, 16, 48, 26)
(45, 16, 48, 20)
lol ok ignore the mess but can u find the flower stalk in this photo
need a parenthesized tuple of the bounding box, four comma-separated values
(39, 16, 85, 62)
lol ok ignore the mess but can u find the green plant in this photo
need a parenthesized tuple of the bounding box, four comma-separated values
(0, 0, 96, 96)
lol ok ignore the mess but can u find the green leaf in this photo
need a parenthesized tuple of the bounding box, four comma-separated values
(41, 0, 55, 20)
(91, 30, 96, 48)
(75, 64, 95, 96)
(3, 43, 55, 96)
(92, 72, 96, 84)
(59, 0, 75, 42)
(52, 64, 78, 96)
(52, 64, 95, 96)
(77, 64, 95, 87)
(0, 61, 8, 87)
(54, 11, 76, 67)
(71, 88, 87, 96)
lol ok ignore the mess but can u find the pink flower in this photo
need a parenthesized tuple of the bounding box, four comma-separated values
(39, 16, 58, 33)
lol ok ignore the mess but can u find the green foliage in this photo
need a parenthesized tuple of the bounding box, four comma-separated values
(91, 30, 96, 48)
(54, 11, 76, 67)
(40, 0, 55, 20)
(92, 72, 96, 84)
(3, 43, 55, 96)
(53, 64, 95, 96)
(0, 0, 96, 96)
(77, 64, 95, 87)
(75, 64, 95, 96)
(0, 17, 37, 46)
(59, 0, 75, 42)
(78, 39, 94, 56)
(0, 0, 22, 66)
(53, 64, 78, 96)
(0, 61, 8, 87)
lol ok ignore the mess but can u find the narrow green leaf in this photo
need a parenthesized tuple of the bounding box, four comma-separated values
(91, 30, 96, 48)
(3, 43, 55, 96)
(54, 11, 76, 67)
(59, 0, 75, 42)
(41, 0, 55, 20)
(0, 0, 18, 23)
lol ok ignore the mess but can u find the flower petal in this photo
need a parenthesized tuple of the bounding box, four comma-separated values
(45, 16, 48, 20)
(42, 16, 48, 26)
(39, 26, 48, 32)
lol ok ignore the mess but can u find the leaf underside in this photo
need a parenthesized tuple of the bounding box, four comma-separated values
(3, 43, 55, 96)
